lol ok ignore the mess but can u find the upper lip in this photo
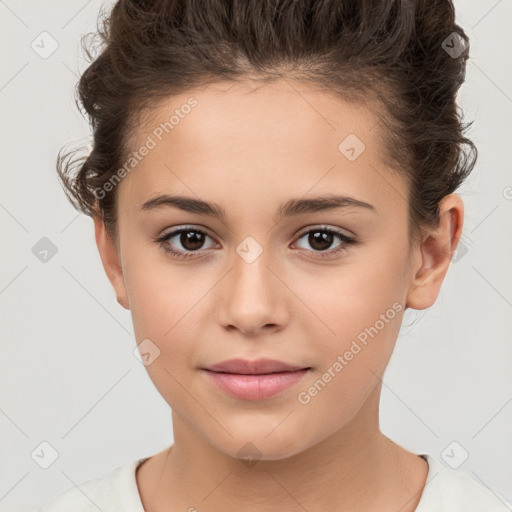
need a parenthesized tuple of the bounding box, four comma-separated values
(203, 358, 310, 375)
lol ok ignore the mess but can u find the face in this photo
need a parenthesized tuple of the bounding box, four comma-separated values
(94, 79, 450, 461)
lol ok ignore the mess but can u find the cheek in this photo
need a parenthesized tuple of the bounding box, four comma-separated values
(123, 247, 204, 373)
(124, 239, 192, 330)
(295, 250, 407, 348)
(292, 244, 408, 398)
(126, 262, 204, 411)
(293, 276, 405, 429)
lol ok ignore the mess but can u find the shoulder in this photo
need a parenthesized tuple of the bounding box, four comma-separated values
(38, 457, 148, 512)
(415, 454, 512, 512)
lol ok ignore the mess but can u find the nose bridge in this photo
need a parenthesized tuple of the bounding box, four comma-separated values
(231, 233, 275, 300)
(215, 233, 288, 333)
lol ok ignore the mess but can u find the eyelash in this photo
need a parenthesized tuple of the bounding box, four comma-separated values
(154, 225, 358, 261)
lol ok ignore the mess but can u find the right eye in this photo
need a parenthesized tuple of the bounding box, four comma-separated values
(155, 226, 218, 260)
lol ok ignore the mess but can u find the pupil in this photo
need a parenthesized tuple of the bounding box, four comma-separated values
(309, 231, 332, 251)
(181, 231, 204, 250)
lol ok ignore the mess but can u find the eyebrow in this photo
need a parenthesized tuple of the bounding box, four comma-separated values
(140, 194, 377, 220)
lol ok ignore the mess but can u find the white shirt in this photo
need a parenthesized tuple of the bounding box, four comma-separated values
(38, 453, 512, 511)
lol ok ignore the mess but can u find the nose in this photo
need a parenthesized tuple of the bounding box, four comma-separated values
(215, 249, 290, 337)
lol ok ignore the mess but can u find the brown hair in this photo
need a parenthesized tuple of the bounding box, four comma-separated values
(57, 0, 477, 248)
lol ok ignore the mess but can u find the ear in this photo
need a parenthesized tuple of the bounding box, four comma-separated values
(406, 194, 464, 310)
(92, 208, 130, 310)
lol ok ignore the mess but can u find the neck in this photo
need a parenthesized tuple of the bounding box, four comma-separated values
(137, 386, 428, 512)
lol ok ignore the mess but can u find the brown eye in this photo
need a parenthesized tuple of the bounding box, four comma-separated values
(294, 227, 357, 259)
(156, 227, 217, 260)
(178, 230, 206, 251)
(306, 231, 335, 251)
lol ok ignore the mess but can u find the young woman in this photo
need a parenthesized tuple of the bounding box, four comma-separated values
(41, 0, 511, 510)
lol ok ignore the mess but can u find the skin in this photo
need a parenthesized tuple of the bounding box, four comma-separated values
(93, 79, 464, 511)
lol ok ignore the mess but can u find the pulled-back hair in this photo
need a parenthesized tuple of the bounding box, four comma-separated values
(57, 0, 477, 247)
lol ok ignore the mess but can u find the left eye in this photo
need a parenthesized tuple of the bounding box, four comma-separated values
(293, 227, 356, 257)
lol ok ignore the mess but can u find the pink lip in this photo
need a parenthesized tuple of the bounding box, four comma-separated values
(201, 358, 311, 401)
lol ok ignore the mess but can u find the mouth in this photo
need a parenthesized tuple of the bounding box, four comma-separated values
(203, 358, 310, 374)
(200, 358, 312, 401)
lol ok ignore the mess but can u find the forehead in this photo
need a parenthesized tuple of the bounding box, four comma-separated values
(119, 79, 407, 219)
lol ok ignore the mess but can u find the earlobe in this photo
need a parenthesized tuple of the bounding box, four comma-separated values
(406, 194, 464, 310)
(92, 211, 130, 310)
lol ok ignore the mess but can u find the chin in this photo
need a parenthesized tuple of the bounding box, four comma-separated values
(205, 420, 315, 463)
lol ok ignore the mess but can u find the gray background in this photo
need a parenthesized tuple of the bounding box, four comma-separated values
(1, 1, 511, 510)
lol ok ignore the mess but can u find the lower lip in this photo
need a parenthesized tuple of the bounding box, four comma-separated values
(202, 369, 310, 401)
